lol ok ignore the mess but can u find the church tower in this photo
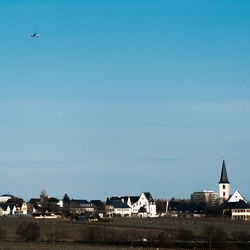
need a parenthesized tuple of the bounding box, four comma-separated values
(218, 159, 230, 202)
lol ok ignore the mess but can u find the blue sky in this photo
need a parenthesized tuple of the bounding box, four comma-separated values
(1, 0, 250, 201)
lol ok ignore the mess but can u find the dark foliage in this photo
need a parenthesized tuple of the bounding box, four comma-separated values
(16, 222, 40, 241)
(155, 199, 167, 214)
(40, 190, 48, 215)
(63, 193, 71, 217)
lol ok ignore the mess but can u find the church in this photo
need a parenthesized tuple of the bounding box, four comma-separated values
(218, 159, 250, 220)
(218, 159, 247, 203)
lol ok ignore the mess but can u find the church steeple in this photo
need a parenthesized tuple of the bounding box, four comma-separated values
(219, 160, 230, 184)
(218, 158, 230, 202)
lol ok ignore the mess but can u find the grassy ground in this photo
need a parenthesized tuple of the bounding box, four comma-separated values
(0, 242, 159, 250)
(111, 216, 250, 234)
(0, 216, 249, 249)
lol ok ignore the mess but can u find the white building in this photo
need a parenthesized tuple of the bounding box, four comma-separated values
(0, 204, 17, 216)
(0, 194, 14, 203)
(130, 192, 157, 217)
(232, 208, 250, 221)
(228, 190, 247, 203)
(109, 192, 157, 217)
(57, 200, 63, 208)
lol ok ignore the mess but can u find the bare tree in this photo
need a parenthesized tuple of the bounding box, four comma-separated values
(40, 189, 48, 215)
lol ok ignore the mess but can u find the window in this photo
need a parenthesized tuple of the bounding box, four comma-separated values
(223, 185, 225, 189)
(223, 192, 225, 196)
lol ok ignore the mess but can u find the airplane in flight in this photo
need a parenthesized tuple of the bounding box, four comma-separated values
(28, 32, 41, 38)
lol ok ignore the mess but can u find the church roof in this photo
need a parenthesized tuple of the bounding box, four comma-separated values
(219, 160, 230, 184)
(228, 190, 247, 203)
(226, 200, 250, 209)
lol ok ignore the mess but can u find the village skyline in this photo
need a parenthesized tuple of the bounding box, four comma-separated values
(0, 158, 248, 202)
(0, 160, 248, 220)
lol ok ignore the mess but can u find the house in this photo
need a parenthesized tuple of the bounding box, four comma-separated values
(90, 200, 105, 215)
(7, 204, 17, 215)
(0, 204, 9, 215)
(226, 200, 250, 220)
(167, 201, 206, 218)
(232, 207, 250, 221)
(106, 192, 157, 217)
(27, 203, 36, 214)
(28, 198, 42, 213)
(125, 192, 157, 217)
(222, 199, 250, 218)
(0, 194, 15, 203)
(28, 198, 41, 206)
(121, 196, 139, 208)
(6, 198, 27, 215)
(0, 196, 29, 216)
(0, 204, 17, 216)
(71, 199, 95, 214)
(13, 202, 28, 215)
(220, 188, 249, 217)
(106, 198, 131, 217)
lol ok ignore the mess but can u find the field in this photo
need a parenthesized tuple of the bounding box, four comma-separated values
(0, 216, 249, 249)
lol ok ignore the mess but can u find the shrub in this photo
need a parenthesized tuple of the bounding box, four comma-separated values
(16, 222, 40, 241)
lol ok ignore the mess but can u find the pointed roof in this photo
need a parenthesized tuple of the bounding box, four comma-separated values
(228, 189, 247, 203)
(219, 160, 230, 184)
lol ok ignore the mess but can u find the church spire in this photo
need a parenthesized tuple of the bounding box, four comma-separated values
(218, 157, 230, 202)
(219, 159, 230, 184)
